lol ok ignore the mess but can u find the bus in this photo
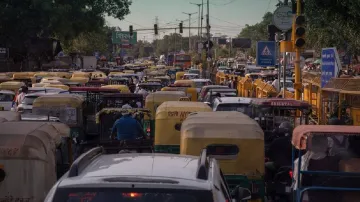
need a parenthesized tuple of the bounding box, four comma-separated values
(174, 54, 191, 69)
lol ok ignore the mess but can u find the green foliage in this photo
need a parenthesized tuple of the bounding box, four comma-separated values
(0, 0, 131, 50)
(238, 12, 273, 57)
(305, 0, 360, 54)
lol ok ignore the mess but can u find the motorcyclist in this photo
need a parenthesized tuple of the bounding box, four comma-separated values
(111, 105, 146, 140)
(265, 121, 293, 181)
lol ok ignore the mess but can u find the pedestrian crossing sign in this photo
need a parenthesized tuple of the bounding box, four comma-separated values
(261, 46, 272, 56)
(256, 41, 276, 66)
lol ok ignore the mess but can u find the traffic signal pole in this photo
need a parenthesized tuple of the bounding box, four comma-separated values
(294, 0, 302, 100)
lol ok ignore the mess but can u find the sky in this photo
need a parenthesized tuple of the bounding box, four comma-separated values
(106, 0, 278, 41)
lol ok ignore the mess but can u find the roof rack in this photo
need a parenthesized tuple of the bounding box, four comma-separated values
(196, 149, 209, 180)
(68, 147, 105, 177)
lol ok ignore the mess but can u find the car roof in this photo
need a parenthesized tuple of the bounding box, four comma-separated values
(59, 153, 214, 190)
(0, 90, 15, 94)
(192, 79, 210, 82)
(214, 97, 255, 104)
(25, 92, 59, 97)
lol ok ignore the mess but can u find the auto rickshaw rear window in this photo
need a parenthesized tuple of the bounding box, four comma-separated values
(206, 144, 239, 156)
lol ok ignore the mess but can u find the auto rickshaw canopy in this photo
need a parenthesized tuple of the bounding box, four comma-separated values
(0, 121, 70, 159)
(101, 85, 130, 93)
(156, 101, 212, 120)
(181, 111, 264, 139)
(174, 80, 196, 88)
(0, 81, 25, 91)
(292, 125, 360, 150)
(33, 94, 84, 108)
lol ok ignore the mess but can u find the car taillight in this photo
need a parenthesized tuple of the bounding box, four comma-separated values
(289, 170, 293, 178)
(146, 127, 151, 132)
(122, 193, 143, 198)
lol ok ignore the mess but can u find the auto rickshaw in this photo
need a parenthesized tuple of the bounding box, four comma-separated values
(79, 108, 153, 153)
(12, 72, 36, 86)
(154, 101, 212, 154)
(32, 94, 85, 141)
(174, 79, 196, 88)
(180, 111, 265, 201)
(161, 84, 198, 101)
(0, 111, 21, 122)
(0, 121, 72, 202)
(291, 125, 360, 202)
(69, 77, 89, 85)
(176, 71, 185, 80)
(44, 84, 70, 91)
(101, 85, 130, 93)
(145, 91, 187, 135)
(0, 75, 12, 84)
(154, 76, 171, 86)
(0, 81, 25, 92)
(71, 71, 90, 79)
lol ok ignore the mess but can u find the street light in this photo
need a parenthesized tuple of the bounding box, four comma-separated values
(182, 12, 197, 52)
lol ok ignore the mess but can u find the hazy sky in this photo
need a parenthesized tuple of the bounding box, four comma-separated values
(106, 0, 278, 41)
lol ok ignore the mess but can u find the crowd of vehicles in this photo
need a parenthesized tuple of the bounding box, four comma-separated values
(0, 60, 359, 202)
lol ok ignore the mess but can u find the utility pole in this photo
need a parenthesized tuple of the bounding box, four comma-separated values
(183, 12, 197, 52)
(200, 0, 204, 41)
(190, 2, 202, 40)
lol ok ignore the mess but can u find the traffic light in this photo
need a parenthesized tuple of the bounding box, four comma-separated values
(293, 15, 306, 49)
(179, 22, 183, 34)
(129, 25, 133, 36)
(154, 24, 158, 35)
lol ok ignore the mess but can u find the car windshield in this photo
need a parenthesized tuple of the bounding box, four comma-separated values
(21, 96, 39, 105)
(0, 93, 14, 101)
(52, 188, 212, 202)
(216, 103, 252, 116)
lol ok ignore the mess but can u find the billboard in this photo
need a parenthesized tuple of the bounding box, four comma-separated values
(232, 38, 251, 48)
(112, 31, 137, 45)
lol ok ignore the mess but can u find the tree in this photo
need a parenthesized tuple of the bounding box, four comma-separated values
(305, 0, 360, 54)
(0, 0, 131, 58)
(238, 12, 273, 57)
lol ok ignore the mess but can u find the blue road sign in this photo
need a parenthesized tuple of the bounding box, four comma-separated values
(256, 41, 276, 66)
(321, 48, 340, 88)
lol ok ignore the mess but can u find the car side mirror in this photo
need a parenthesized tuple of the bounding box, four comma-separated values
(174, 123, 182, 131)
(231, 186, 251, 201)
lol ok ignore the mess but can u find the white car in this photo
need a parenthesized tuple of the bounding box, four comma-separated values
(17, 92, 63, 113)
(0, 90, 15, 110)
(183, 73, 199, 80)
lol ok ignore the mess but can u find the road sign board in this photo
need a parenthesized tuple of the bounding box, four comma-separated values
(112, 31, 137, 45)
(321, 48, 341, 88)
(272, 6, 293, 31)
(256, 41, 276, 66)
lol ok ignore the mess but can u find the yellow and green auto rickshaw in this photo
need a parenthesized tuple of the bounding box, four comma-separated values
(32, 94, 85, 140)
(154, 101, 212, 154)
(180, 111, 265, 201)
(145, 91, 187, 135)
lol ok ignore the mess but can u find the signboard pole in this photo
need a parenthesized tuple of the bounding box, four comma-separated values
(282, 52, 287, 98)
